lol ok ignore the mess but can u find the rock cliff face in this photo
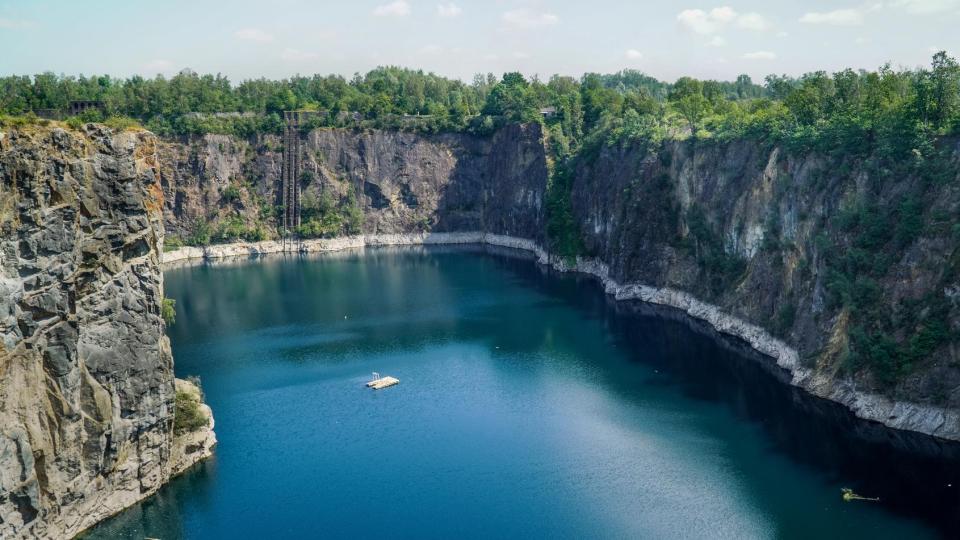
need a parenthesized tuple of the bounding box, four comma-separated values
(570, 137, 960, 437)
(157, 123, 548, 243)
(0, 124, 214, 538)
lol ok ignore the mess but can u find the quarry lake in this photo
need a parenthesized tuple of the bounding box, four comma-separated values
(87, 246, 960, 539)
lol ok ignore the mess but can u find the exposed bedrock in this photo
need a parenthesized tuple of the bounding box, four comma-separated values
(0, 125, 214, 539)
(157, 123, 547, 242)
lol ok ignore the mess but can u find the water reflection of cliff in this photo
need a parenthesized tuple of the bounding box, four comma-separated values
(486, 249, 960, 537)
(81, 461, 217, 540)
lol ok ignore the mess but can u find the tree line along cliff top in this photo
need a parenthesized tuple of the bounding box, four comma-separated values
(1, 51, 959, 159)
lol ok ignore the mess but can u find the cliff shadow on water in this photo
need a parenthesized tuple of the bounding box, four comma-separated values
(481, 246, 960, 537)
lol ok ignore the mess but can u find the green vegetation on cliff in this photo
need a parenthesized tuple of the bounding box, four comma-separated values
(6, 52, 957, 152)
(4, 52, 958, 160)
(162, 298, 176, 326)
(173, 380, 208, 435)
(296, 190, 363, 239)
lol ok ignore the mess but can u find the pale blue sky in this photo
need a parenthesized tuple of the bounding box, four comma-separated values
(1, 0, 958, 83)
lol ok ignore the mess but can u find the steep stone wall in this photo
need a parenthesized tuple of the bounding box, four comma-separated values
(157, 123, 548, 243)
(571, 137, 960, 419)
(0, 125, 214, 539)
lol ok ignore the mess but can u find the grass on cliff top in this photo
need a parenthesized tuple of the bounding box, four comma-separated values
(0, 113, 144, 132)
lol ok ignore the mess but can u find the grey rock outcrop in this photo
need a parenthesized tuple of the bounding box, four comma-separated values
(157, 124, 548, 242)
(0, 124, 214, 538)
(570, 137, 960, 421)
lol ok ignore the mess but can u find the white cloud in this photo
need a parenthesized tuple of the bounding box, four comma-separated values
(677, 7, 771, 35)
(742, 50, 776, 60)
(799, 7, 876, 26)
(736, 12, 770, 31)
(143, 59, 174, 72)
(677, 8, 727, 34)
(776, 30, 789, 38)
(708, 36, 727, 47)
(502, 8, 559, 29)
(281, 48, 318, 61)
(419, 44, 444, 54)
(856, 36, 870, 44)
(891, 0, 959, 14)
(513, 51, 531, 59)
(625, 49, 643, 60)
(437, 3, 461, 18)
(234, 28, 274, 42)
(710, 6, 738, 22)
(373, 0, 411, 17)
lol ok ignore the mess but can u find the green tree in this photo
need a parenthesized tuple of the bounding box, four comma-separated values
(668, 77, 710, 134)
(929, 50, 959, 129)
(162, 298, 176, 326)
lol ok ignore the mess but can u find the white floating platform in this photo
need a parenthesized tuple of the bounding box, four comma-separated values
(366, 376, 399, 390)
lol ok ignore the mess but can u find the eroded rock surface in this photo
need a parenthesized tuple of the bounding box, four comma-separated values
(157, 123, 548, 242)
(570, 138, 960, 419)
(0, 124, 213, 538)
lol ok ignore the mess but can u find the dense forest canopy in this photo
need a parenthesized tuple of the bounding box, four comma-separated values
(1, 53, 958, 186)
(4, 52, 955, 153)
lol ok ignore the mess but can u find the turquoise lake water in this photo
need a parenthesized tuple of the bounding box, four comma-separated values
(87, 246, 960, 539)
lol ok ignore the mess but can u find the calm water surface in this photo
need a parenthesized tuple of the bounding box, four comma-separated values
(87, 247, 960, 539)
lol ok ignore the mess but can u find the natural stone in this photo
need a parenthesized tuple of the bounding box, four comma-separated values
(0, 125, 215, 539)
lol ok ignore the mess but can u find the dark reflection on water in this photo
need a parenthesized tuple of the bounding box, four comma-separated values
(85, 246, 960, 539)
(487, 250, 960, 537)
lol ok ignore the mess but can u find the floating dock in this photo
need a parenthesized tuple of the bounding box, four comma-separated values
(366, 372, 399, 390)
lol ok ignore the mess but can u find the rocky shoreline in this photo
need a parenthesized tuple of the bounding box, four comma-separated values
(70, 377, 216, 539)
(163, 233, 960, 443)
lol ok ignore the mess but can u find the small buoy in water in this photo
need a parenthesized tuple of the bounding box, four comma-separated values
(841, 488, 880, 502)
